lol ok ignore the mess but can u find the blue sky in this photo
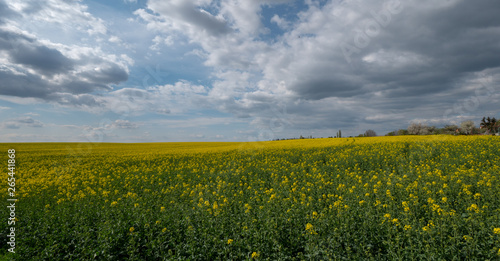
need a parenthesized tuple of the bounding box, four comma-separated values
(1, 0, 499, 142)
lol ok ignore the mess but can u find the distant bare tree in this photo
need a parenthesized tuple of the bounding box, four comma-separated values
(364, 129, 377, 137)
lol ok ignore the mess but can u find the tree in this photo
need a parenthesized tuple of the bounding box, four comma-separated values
(443, 124, 459, 135)
(397, 129, 408, 135)
(337, 130, 342, 138)
(480, 117, 497, 133)
(427, 126, 437, 134)
(364, 129, 377, 137)
(407, 123, 430, 135)
(385, 130, 397, 136)
(460, 120, 475, 135)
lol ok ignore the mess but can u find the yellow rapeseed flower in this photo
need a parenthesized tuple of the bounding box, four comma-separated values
(305, 223, 314, 231)
(129, 227, 134, 232)
(493, 228, 500, 234)
(251, 252, 259, 259)
(227, 239, 233, 244)
(467, 204, 479, 213)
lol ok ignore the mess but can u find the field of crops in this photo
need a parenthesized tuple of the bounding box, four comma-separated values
(1, 136, 500, 260)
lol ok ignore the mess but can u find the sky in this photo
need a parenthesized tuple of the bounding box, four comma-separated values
(0, 0, 499, 142)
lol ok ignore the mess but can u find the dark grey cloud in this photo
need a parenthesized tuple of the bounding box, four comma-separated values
(0, 70, 52, 98)
(290, 78, 363, 100)
(9, 42, 74, 75)
(79, 64, 128, 84)
(145, 1, 230, 36)
(0, 27, 128, 105)
(0, 0, 18, 24)
(0, 1, 128, 107)
(0, 29, 74, 79)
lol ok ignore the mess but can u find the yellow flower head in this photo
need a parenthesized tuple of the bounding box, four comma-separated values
(162, 228, 167, 233)
(305, 223, 314, 231)
(129, 227, 134, 232)
(160, 207, 165, 212)
(251, 252, 260, 259)
(227, 239, 233, 244)
(467, 204, 479, 212)
(493, 228, 500, 234)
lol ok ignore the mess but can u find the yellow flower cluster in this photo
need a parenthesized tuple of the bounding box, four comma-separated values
(3, 135, 500, 259)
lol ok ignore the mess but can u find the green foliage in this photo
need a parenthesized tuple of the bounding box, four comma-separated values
(1, 137, 500, 260)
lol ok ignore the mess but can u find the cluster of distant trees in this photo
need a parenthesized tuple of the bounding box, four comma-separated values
(385, 117, 499, 136)
(271, 117, 499, 141)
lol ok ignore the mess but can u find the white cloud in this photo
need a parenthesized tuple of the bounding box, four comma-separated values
(150, 35, 174, 51)
(112, 119, 138, 129)
(109, 36, 122, 43)
(270, 14, 290, 29)
(0, 116, 44, 129)
(5, 0, 108, 36)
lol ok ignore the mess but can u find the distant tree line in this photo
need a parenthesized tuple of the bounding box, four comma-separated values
(271, 117, 499, 141)
(384, 116, 499, 136)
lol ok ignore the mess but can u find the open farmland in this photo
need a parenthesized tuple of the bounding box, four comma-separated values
(1, 136, 500, 260)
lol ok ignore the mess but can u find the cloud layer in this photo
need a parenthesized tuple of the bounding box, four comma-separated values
(2, 0, 500, 141)
(134, 0, 500, 135)
(0, 0, 130, 106)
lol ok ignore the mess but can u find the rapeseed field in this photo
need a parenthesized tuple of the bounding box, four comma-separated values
(1, 135, 500, 260)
